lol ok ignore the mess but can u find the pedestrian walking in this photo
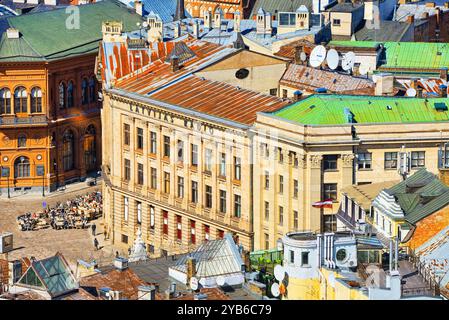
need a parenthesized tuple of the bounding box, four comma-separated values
(91, 223, 96, 236)
(94, 237, 99, 251)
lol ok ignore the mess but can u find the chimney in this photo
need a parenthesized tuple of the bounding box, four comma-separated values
(214, 7, 222, 29)
(265, 12, 272, 35)
(375, 73, 394, 96)
(440, 67, 448, 81)
(134, 0, 143, 16)
(417, 86, 424, 98)
(6, 28, 19, 39)
(234, 11, 241, 32)
(406, 14, 415, 24)
(186, 257, 196, 285)
(353, 63, 361, 76)
(27, 0, 39, 4)
(445, 2, 449, 8)
(440, 84, 448, 97)
(295, 46, 304, 65)
(204, 10, 213, 30)
(174, 22, 181, 38)
(43, 0, 56, 5)
(175, 0, 186, 21)
(293, 90, 303, 101)
(410, 78, 419, 89)
(171, 56, 180, 72)
(193, 20, 200, 38)
(113, 257, 128, 271)
(422, 12, 430, 20)
(138, 285, 156, 300)
(426, 2, 436, 7)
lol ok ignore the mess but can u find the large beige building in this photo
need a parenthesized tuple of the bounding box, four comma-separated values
(252, 94, 449, 250)
(99, 28, 289, 256)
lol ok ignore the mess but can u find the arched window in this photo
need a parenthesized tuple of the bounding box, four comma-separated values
(63, 130, 75, 171)
(89, 77, 96, 103)
(31, 87, 42, 113)
(14, 86, 27, 113)
(81, 78, 88, 105)
(14, 156, 30, 178)
(59, 82, 66, 109)
(18, 134, 26, 148)
(84, 124, 97, 172)
(0, 88, 11, 114)
(67, 81, 74, 108)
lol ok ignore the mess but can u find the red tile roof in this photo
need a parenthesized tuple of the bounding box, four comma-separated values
(150, 75, 290, 125)
(172, 288, 231, 300)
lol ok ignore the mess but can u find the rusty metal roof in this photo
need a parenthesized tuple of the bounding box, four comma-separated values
(150, 75, 290, 125)
(280, 64, 375, 94)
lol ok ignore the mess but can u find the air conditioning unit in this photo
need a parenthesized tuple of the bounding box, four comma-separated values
(335, 247, 357, 269)
(0, 233, 13, 254)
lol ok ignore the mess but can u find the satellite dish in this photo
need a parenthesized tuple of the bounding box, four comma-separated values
(406, 88, 417, 97)
(341, 51, 355, 72)
(274, 265, 285, 282)
(326, 49, 340, 70)
(300, 51, 307, 62)
(309, 45, 327, 68)
(359, 63, 370, 76)
(190, 277, 199, 291)
(216, 276, 226, 286)
(271, 282, 280, 297)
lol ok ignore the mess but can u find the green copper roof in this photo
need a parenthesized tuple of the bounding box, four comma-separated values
(329, 41, 449, 70)
(271, 95, 449, 125)
(0, 0, 143, 62)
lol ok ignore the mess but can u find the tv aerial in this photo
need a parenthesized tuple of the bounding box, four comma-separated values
(271, 282, 280, 298)
(309, 45, 327, 68)
(406, 88, 417, 97)
(274, 265, 286, 282)
(326, 49, 340, 70)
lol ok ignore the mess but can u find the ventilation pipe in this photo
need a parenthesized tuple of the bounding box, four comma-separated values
(317, 234, 322, 268)
(389, 240, 393, 273)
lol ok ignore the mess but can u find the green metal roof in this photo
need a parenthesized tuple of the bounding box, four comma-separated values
(329, 41, 449, 70)
(0, 0, 143, 62)
(271, 95, 449, 125)
(386, 169, 449, 225)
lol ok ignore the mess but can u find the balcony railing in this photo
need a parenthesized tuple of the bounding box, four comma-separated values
(0, 115, 48, 126)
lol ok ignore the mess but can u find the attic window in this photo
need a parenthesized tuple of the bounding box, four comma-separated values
(235, 68, 249, 79)
(435, 102, 448, 111)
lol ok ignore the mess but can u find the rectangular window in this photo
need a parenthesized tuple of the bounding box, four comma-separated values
(357, 152, 372, 170)
(323, 183, 338, 201)
(177, 176, 184, 198)
(150, 167, 157, 189)
(121, 234, 128, 244)
(289, 250, 295, 264)
(294, 210, 298, 230)
(150, 132, 157, 154)
(217, 229, 224, 239)
(269, 88, 277, 96)
(279, 175, 284, 194)
(279, 206, 284, 226)
(384, 152, 398, 169)
(219, 153, 226, 177)
(137, 127, 144, 150)
(234, 156, 241, 181)
(411, 151, 425, 168)
(149, 205, 155, 230)
(137, 163, 144, 185)
(205, 148, 213, 172)
(124, 159, 131, 181)
(277, 147, 283, 163)
(123, 124, 130, 146)
(323, 214, 337, 232)
(136, 201, 142, 225)
(163, 135, 170, 158)
(191, 144, 198, 167)
(279, 12, 296, 26)
(234, 195, 241, 218)
(283, 89, 288, 98)
(293, 180, 299, 198)
(301, 252, 309, 266)
(177, 140, 184, 163)
(191, 181, 198, 203)
(442, 143, 449, 168)
(124, 196, 129, 222)
(205, 185, 212, 209)
(190, 220, 196, 244)
(163, 210, 168, 235)
(264, 171, 270, 189)
(264, 201, 269, 221)
(323, 155, 338, 171)
(204, 224, 210, 241)
(333, 19, 341, 26)
(219, 190, 226, 214)
(164, 172, 170, 194)
(176, 215, 182, 241)
(264, 233, 269, 250)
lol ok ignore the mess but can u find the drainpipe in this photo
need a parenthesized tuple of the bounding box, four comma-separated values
(395, 237, 399, 271)
(317, 234, 322, 268)
(389, 240, 393, 273)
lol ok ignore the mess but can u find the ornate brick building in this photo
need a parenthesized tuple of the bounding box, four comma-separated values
(184, 0, 256, 19)
(0, 0, 142, 196)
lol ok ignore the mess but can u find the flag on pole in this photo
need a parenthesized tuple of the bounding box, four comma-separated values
(312, 199, 333, 209)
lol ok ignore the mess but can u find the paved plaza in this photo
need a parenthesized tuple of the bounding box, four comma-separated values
(0, 182, 114, 269)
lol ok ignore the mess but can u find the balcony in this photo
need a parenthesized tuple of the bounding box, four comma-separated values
(0, 115, 48, 127)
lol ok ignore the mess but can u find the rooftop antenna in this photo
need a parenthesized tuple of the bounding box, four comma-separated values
(326, 49, 340, 70)
(309, 45, 327, 68)
(341, 51, 355, 73)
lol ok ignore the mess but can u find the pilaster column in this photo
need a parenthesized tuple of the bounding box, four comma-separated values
(305, 154, 322, 232)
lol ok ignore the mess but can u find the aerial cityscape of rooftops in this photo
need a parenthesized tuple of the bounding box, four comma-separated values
(0, 0, 449, 304)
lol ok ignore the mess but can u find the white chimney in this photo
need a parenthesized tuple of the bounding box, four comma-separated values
(193, 20, 200, 38)
(6, 28, 19, 39)
(43, 0, 57, 5)
(113, 257, 129, 271)
(135, 0, 143, 16)
(174, 22, 181, 38)
(234, 11, 241, 32)
(204, 10, 213, 30)
(27, 0, 40, 4)
(138, 285, 156, 300)
(214, 7, 222, 29)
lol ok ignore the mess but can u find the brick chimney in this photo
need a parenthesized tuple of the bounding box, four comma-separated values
(440, 67, 448, 81)
(171, 56, 180, 72)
